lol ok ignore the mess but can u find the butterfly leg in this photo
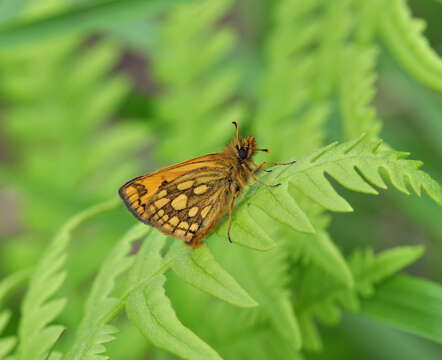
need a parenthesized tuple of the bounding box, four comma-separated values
(242, 163, 281, 188)
(226, 198, 235, 243)
(253, 160, 296, 174)
(226, 182, 242, 243)
(249, 160, 296, 187)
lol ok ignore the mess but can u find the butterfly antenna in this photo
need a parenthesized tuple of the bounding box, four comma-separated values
(232, 121, 240, 142)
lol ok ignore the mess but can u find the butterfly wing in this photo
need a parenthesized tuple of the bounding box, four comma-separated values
(119, 154, 232, 247)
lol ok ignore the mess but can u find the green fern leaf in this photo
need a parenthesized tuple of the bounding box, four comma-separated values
(347, 246, 425, 298)
(0, 311, 16, 359)
(166, 242, 258, 308)
(358, 246, 422, 293)
(353, 0, 384, 44)
(0, 270, 29, 306)
(126, 231, 222, 360)
(340, 45, 382, 139)
(0, 35, 145, 230)
(291, 230, 353, 287)
(254, 0, 329, 159)
(0, 0, 188, 49)
(312, 1, 353, 100)
(48, 351, 63, 360)
(221, 205, 276, 251)
(153, 0, 240, 161)
(0, 270, 30, 360)
(380, 0, 442, 92)
(128, 274, 222, 360)
(71, 325, 118, 360)
(274, 135, 442, 208)
(0, 311, 11, 337)
(251, 184, 315, 234)
(16, 199, 118, 360)
(361, 275, 442, 344)
(286, 104, 330, 158)
(296, 245, 424, 351)
(228, 245, 302, 351)
(65, 224, 150, 360)
(0, 338, 16, 360)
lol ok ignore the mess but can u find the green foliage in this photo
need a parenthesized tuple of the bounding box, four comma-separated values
(0, 0, 441, 359)
(340, 46, 382, 139)
(380, 0, 442, 92)
(0, 33, 144, 231)
(296, 246, 425, 351)
(361, 275, 442, 343)
(65, 224, 149, 360)
(275, 135, 442, 207)
(16, 200, 118, 360)
(126, 232, 224, 360)
(151, 0, 243, 161)
(166, 242, 258, 308)
(0, 0, 188, 48)
(0, 311, 15, 359)
(0, 270, 28, 359)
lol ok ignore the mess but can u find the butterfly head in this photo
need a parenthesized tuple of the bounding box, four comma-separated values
(231, 121, 267, 161)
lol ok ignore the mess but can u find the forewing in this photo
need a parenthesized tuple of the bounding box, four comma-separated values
(119, 154, 231, 244)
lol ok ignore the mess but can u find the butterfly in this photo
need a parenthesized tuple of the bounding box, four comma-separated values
(118, 122, 295, 248)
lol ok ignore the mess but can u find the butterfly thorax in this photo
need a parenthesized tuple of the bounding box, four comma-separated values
(222, 135, 258, 188)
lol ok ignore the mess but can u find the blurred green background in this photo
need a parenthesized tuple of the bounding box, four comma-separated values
(0, 0, 441, 359)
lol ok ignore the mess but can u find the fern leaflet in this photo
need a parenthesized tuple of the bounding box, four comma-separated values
(16, 199, 118, 360)
(65, 224, 150, 360)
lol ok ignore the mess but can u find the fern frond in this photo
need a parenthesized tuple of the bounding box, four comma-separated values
(233, 134, 440, 302)
(215, 322, 304, 360)
(153, 0, 241, 161)
(219, 206, 276, 251)
(201, 135, 441, 354)
(344, 246, 425, 300)
(254, 0, 327, 159)
(251, 183, 315, 234)
(0, 36, 145, 230)
(0, 270, 29, 360)
(67, 325, 117, 360)
(126, 231, 222, 360)
(0, 311, 16, 359)
(48, 352, 63, 360)
(380, 0, 442, 92)
(285, 104, 330, 158)
(272, 135, 442, 209)
(361, 275, 442, 344)
(65, 224, 150, 360)
(340, 46, 382, 140)
(166, 242, 257, 308)
(223, 242, 302, 351)
(312, 1, 353, 100)
(16, 199, 118, 360)
(295, 245, 423, 351)
(353, 0, 383, 44)
(0, 270, 29, 306)
(128, 274, 222, 360)
(289, 228, 353, 287)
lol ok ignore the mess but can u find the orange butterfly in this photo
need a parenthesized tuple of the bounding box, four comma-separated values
(119, 122, 295, 248)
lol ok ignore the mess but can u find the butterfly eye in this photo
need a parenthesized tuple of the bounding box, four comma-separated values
(238, 147, 248, 159)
